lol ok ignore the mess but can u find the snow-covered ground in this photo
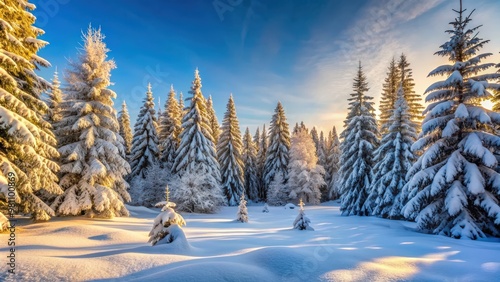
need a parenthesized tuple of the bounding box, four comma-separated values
(1, 202, 499, 281)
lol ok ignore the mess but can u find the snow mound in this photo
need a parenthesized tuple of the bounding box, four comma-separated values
(243, 247, 308, 277)
(127, 205, 159, 215)
(284, 203, 296, 209)
(132, 261, 277, 282)
(156, 224, 191, 251)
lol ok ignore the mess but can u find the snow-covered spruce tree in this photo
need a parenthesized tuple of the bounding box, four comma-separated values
(139, 163, 169, 207)
(45, 70, 63, 129)
(365, 84, 417, 219)
(379, 58, 400, 135)
(317, 131, 327, 168)
(217, 95, 245, 206)
(148, 202, 187, 246)
(338, 62, 379, 216)
(398, 53, 423, 132)
(236, 193, 248, 223)
(327, 127, 341, 200)
(0, 0, 62, 225)
(257, 124, 268, 201)
(293, 121, 307, 135)
(243, 127, 259, 201)
(402, 3, 500, 239)
(287, 128, 325, 204)
(118, 101, 133, 156)
(159, 85, 182, 171)
(253, 127, 260, 155)
(53, 27, 130, 218)
(492, 62, 500, 111)
(262, 203, 269, 213)
(206, 96, 220, 146)
(171, 164, 225, 213)
(171, 69, 224, 212)
(293, 199, 314, 231)
(264, 102, 291, 197)
(129, 83, 160, 179)
(178, 91, 185, 113)
(266, 174, 289, 206)
(310, 126, 319, 151)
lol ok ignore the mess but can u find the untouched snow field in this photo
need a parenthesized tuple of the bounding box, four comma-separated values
(1, 202, 500, 281)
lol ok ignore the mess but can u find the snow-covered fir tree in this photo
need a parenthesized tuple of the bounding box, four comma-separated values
(366, 84, 417, 219)
(171, 69, 224, 212)
(45, 70, 63, 128)
(0, 0, 62, 226)
(118, 101, 133, 156)
(398, 53, 423, 132)
(236, 193, 248, 223)
(264, 102, 291, 197)
(266, 174, 289, 206)
(293, 121, 308, 135)
(287, 128, 325, 204)
(178, 91, 185, 114)
(243, 128, 259, 201)
(257, 124, 268, 201)
(217, 95, 245, 206)
(148, 202, 187, 246)
(206, 96, 220, 146)
(317, 131, 327, 168)
(338, 62, 379, 216)
(253, 127, 260, 155)
(171, 164, 225, 213)
(129, 83, 160, 178)
(262, 203, 269, 213)
(139, 164, 169, 207)
(157, 85, 173, 145)
(379, 58, 400, 135)
(327, 127, 341, 200)
(293, 199, 314, 231)
(53, 27, 130, 218)
(310, 126, 320, 151)
(402, 3, 500, 239)
(158, 85, 182, 171)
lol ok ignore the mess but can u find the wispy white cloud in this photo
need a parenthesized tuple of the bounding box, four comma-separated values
(293, 0, 448, 133)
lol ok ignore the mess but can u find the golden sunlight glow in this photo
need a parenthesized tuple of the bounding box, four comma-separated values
(321, 251, 460, 281)
(482, 100, 494, 111)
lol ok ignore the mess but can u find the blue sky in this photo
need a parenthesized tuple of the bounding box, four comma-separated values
(32, 0, 500, 135)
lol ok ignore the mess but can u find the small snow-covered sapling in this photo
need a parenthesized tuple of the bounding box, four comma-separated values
(262, 203, 269, 213)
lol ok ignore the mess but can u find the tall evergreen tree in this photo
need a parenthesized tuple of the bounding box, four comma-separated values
(158, 84, 179, 145)
(129, 84, 160, 178)
(310, 126, 320, 151)
(366, 85, 417, 218)
(217, 95, 245, 206)
(264, 102, 291, 196)
(398, 53, 423, 132)
(253, 126, 260, 155)
(206, 96, 220, 146)
(327, 127, 341, 199)
(402, 2, 500, 239)
(171, 69, 223, 212)
(0, 0, 62, 226)
(288, 128, 325, 204)
(45, 70, 63, 127)
(257, 124, 268, 201)
(53, 27, 130, 218)
(243, 128, 259, 201)
(317, 131, 327, 168)
(178, 92, 185, 112)
(338, 62, 379, 216)
(118, 101, 133, 156)
(379, 58, 400, 135)
(159, 85, 182, 171)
